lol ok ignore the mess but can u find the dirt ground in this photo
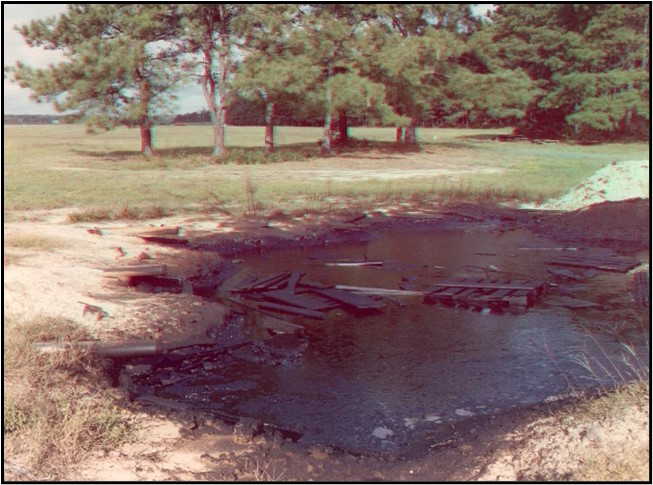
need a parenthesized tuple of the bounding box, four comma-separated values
(3, 199, 650, 481)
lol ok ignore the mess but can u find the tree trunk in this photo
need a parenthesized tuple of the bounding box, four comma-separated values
(330, 109, 349, 145)
(321, 83, 333, 155)
(140, 123, 153, 157)
(404, 118, 418, 145)
(396, 126, 405, 144)
(265, 101, 275, 153)
(201, 73, 223, 157)
(136, 70, 154, 157)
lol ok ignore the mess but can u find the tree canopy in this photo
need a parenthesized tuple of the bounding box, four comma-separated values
(11, 4, 183, 155)
(9, 3, 650, 154)
(490, 3, 650, 140)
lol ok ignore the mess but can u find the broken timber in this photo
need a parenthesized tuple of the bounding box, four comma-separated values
(425, 278, 546, 310)
(103, 264, 166, 278)
(324, 260, 383, 267)
(312, 288, 385, 311)
(546, 254, 640, 273)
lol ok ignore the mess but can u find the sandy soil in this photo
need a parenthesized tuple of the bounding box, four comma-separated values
(523, 159, 649, 211)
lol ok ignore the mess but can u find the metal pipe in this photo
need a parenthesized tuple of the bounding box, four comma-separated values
(34, 340, 163, 357)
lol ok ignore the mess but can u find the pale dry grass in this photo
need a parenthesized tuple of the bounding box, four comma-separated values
(3, 316, 134, 479)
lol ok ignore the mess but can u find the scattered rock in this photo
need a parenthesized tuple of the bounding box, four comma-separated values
(372, 427, 394, 439)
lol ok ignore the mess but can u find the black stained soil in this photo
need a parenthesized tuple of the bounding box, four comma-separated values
(112, 199, 650, 481)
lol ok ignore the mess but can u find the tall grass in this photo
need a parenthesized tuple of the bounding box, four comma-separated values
(3, 316, 134, 477)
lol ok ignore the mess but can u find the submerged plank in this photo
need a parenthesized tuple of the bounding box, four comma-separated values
(313, 288, 385, 310)
(428, 279, 544, 292)
(547, 255, 640, 273)
(258, 301, 325, 319)
(261, 289, 337, 311)
(334, 285, 424, 296)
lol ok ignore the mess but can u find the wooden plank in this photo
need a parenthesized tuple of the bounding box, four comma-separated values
(313, 288, 385, 310)
(430, 287, 467, 297)
(230, 272, 261, 292)
(259, 316, 304, 334)
(137, 235, 188, 245)
(258, 301, 325, 319)
(103, 264, 166, 278)
(485, 289, 515, 300)
(453, 288, 479, 299)
(296, 279, 331, 290)
(633, 271, 649, 307)
(261, 290, 338, 311)
(429, 279, 543, 291)
(133, 226, 180, 237)
(334, 285, 424, 296)
(285, 271, 302, 292)
(547, 255, 640, 273)
(248, 272, 291, 291)
(502, 289, 532, 306)
(324, 261, 383, 267)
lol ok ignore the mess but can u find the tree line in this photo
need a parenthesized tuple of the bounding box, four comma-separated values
(7, 4, 649, 156)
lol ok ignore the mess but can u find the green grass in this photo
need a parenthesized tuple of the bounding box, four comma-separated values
(4, 124, 649, 218)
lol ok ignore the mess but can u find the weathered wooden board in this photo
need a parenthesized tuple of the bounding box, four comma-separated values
(313, 288, 385, 310)
(137, 235, 188, 245)
(258, 301, 325, 319)
(425, 278, 546, 310)
(547, 254, 640, 273)
(633, 271, 649, 307)
(334, 285, 424, 296)
(103, 264, 166, 278)
(260, 289, 338, 311)
(427, 278, 545, 292)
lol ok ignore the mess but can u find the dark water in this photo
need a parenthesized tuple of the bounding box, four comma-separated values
(128, 223, 648, 453)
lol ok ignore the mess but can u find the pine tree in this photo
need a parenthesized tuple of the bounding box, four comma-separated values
(363, 4, 479, 144)
(179, 4, 247, 156)
(10, 4, 182, 156)
(232, 4, 319, 153)
(296, 5, 399, 154)
(491, 4, 649, 140)
(442, 25, 541, 127)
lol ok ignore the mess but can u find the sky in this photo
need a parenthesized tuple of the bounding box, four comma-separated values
(3, 3, 495, 115)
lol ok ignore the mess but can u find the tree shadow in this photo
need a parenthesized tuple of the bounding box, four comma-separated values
(72, 138, 429, 164)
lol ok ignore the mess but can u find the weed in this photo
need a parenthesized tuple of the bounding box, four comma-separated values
(4, 234, 62, 251)
(3, 316, 134, 476)
(247, 458, 287, 482)
(67, 204, 171, 223)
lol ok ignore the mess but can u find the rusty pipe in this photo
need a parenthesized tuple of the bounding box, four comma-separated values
(34, 339, 163, 358)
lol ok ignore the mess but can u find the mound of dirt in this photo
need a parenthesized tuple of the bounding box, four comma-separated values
(534, 198, 650, 248)
(524, 159, 649, 211)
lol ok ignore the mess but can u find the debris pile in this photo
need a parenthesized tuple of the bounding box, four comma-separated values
(229, 270, 385, 319)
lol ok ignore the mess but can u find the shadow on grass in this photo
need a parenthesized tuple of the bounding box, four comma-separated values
(72, 139, 425, 164)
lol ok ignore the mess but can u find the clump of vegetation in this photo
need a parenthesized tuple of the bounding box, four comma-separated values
(214, 146, 316, 165)
(67, 204, 170, 223)
(3, 316, 134, 478)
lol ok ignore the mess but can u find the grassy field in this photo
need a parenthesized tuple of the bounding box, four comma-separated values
(4, 124, 649, 218)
